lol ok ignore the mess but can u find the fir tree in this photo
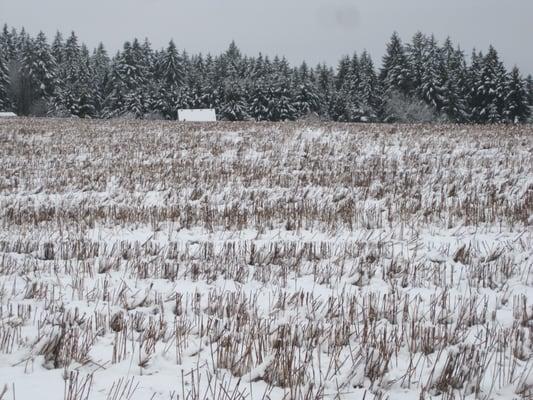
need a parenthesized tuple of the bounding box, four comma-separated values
(440, 39, 468, 122)
(51, 31, 64, 65)
(0, 52, 10, 111)
(0, 24, 16, 61)
(315, 63, 335, 119)
(24, 31, 56, 99)
(526, 75, 533, 109)
(159, 40, 184, 88)
(467, 50, 485, 122)
(477, 46, 508, 123)
(220, 80, 249, 121)
(53, 31, 95, 117)
(293, 62, 321, 118)
(504, 67, 530, 123)
(91, 43, 111, 115)
(336, 56, 351, 91)
(406, 31, 427, 97)
(357, 51, 381, 121)
(154, 40, 186, 119)
(380, 32, 412, 95)
(419, 35, 444, 112)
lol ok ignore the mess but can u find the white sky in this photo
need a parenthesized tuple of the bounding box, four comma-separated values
(1, 0, 532, 74)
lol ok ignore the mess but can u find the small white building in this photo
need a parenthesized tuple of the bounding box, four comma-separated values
(0, 112, 17, 118)
(178, 109, 216, 122)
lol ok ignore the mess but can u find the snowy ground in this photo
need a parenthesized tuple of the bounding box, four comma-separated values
(0, 119, 531, 400)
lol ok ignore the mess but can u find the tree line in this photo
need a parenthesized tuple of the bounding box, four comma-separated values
(0, 25, 532, 122)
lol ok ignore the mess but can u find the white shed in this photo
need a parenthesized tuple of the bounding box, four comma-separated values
(178, 109, 216, 122)
(0, 112, 17, 118)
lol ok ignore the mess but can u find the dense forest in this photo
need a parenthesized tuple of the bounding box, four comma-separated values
(0, 25, 532, 122)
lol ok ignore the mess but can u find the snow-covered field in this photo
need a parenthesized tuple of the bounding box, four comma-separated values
(0, 119, 531, 400)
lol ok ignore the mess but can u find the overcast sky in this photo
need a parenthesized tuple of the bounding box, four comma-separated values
(1, 0, 532, 74)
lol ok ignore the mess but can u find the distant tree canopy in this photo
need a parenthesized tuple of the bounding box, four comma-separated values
(0, 26, 531, 123)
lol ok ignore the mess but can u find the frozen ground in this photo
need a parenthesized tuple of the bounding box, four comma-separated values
(0, 119, 531, 400)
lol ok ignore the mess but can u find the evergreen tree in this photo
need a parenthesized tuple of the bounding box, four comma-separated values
(220, 80, 249, 121)
(293, 62, 321, 118)
(406, 31, 427, 97)
(91, 43, 111, 115)
(476, 46, 508, 123)
(380, 32, 412, 95)
(504, 67, 530, 123)
(336, 56, 351, 90)
(0, 52, 10, 110)
(0, 24, 16, 61)
(440, 39, 468, 122)
(357, 51, 382, 121)
(526, 75, 533, 109)
(51, 31, 64, 65)
(53, 31, 94, 117)
(23, 32, 56, 99)
(315, 63, 335, 119)
(467, 50, 485, 122)
(159, 40, 184, 88)
(154, 40, 186, 119)
(419, 35, 444, 112)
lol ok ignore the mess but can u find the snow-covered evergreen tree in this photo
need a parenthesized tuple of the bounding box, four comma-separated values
(220, 80, 249, 121)
(476, 46, 508, 123)
(23, 31, 56, 99)
(380, 32, 412, 95)
(315, 63, 335, 119)
(0, 52, 10, 111)
(440, 39, 468, 122)
(53, 31, 95, 117)
(51, 32, 64, 65)
(504, 66, 530, 123)
(406, 31, 427, 98)
(467, 50, 485, 122)
(152, 40, 187, 118)
(90, 43, 111, 116)
(419, 35, 444, 112)
(293, 62, 321, 118)
(526, 75, 533, 110)
(357, 51, 382, 121)
(0, 24, 16, 61)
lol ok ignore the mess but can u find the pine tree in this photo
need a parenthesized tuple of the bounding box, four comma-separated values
(476, 46, 508, 123)
(526, 75, 533, 110)
(91, 43, 111, 115)
(263, 58, 296, 121)
(315, 63, 335, 119)
(440, 39, 468, 122)
(53, 31, 94, 117)
(330, 53, 365, 122)
(293, 62, 320, 118)
(504, 67, 530, 123)
(336, 56, 351, 90)
(159, 40, 184, 88)
(380, 32, 412, 95)
(357, 51, 381, 121)
(419, 35, 444, 112)
(220, 80, 249, 121)
(51, 31, 64, 65)
(154, 40, 186, 119)
(0, 24, 16, 61)
(25, 32, 56, 98)
(467, 50, 485, 122)
(0, 52, 11, 110)
(406, 31, 427, 97)
(187, 54, 210, 108)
